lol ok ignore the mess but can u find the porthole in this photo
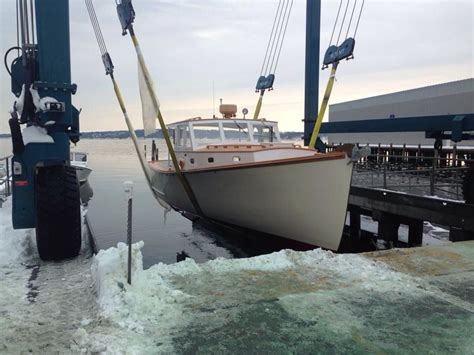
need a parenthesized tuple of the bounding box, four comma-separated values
(208, 157, 214, 163)
(190, 158, 195, 164)
(232, 156, 241, 162)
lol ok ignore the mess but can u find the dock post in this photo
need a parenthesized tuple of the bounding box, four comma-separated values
(124, 181, 134, 285)
(349, 206, 361, 240)
(408, 219, 423, 247)
(373, 211, 400, 246)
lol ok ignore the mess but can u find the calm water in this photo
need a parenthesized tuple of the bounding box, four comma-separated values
(1, 138, 288, 268)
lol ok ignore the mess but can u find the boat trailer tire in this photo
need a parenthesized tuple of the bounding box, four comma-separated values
(463, 165, 474, 204)
(35, 165, 82, 261)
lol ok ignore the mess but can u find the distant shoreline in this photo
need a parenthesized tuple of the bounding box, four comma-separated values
(0, 130, 304, 140)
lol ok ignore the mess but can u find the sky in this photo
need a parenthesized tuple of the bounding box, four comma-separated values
(0, 0, 472, 135)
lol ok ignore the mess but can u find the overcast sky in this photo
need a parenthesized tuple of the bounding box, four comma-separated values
(0, 0, 472, 135)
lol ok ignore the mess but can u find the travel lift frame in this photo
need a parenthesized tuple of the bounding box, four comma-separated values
(5, 1, 473, 261)
(6, 0, 81, 260)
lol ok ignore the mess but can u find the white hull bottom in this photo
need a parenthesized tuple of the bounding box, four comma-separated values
(74, 166, 92, 183)
(151, 158, 353, 251)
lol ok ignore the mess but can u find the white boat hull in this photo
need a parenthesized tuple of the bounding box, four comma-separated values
(74, 166, 92, 183)
(150, 155, 353, 251)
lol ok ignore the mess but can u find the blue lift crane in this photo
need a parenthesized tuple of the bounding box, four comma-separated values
(5, 0, 81, 260)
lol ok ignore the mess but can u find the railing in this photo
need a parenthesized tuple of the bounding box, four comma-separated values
(0, 155, 13, 200)
(352, 153, 472, 200)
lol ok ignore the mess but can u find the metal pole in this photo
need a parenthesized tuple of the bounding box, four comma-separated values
(124, 181, 133, 285)
(303, 0, 321, 146)
(6, 158, 11, 197)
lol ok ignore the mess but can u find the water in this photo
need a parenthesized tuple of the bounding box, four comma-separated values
(1, 138, 288, 268)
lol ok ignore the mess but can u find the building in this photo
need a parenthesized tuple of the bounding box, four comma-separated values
(327, 78, 474, 146)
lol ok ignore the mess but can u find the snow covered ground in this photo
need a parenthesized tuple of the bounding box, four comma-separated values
(1, 197, 473, 353)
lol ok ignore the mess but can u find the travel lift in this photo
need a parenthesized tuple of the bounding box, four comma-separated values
(6, 0, 81, 260)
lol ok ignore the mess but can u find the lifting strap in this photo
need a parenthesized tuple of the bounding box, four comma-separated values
(308, 62, 338, 149)
(128, 27, 204, 217)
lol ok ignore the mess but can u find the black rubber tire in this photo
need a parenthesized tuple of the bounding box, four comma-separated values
(462, 164, 474, 204)
(35, 165, 82, 260)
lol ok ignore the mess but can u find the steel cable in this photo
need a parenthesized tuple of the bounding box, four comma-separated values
(345, 0, 357, 39)
(272, 0, 293, 75)
(268, 0, 290, 75)
(264, 0, 287, 75)
(259, 0, 282, 77)
(336, 0, 350, 45)
(328, 0, 343, 47)
(85, 0, 107, 55)
(353, 0, 365, 38)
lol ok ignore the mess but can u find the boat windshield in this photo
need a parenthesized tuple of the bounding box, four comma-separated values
(251, 124, 277, 143)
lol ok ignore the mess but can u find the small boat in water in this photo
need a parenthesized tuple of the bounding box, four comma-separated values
(149, 105, 356, 251)
(70, 152, 92, 184)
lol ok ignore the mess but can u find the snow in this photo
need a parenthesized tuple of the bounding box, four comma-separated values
(22, 125, 54, 145)
(1, 195, 473, 353)
(0, 198, 36, 265)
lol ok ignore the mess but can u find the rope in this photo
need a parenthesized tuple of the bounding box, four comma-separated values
(345, 0, 357, 39)
(336, 0, 350, 45)
(259, 0, 282, 77)
(272, 0, 293, 74)
(328, 0, 342, 47)
(353, 0, 365, 38)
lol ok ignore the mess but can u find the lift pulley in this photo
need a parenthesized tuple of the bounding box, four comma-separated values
(308, 0, 365, 149)
(253, 0, 294, 120)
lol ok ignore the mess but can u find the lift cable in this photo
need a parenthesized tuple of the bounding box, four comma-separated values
(345, 0, 358, 39)
(263, 0, 287, 76)
(308, 0, 365, 149)
(253, 0, 293, 120)
(268, 0, 291, 75)
(353, 0, 365, 38)
(328, 0, 343, 48)
(336, 0, 350, 45)
(84, 0, 155, 195)
(272, 0, 294, 75)
(259, 0, 282, 77)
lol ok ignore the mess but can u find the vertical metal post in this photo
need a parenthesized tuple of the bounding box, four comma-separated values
(6, 158, 11, 197)
(430, 150, 438, 196)
(303, 0, 321, 146)
(123, 181, 133, 285)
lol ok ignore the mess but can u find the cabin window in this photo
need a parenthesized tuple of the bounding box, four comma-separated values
(232, 156, 241, 162)
(222, 122, 250, 142)
(175, 125, 191, 149)
(208, 157, 214, 163)
(251, 125, 276, 143)
(190, 158, 195, 164)
(192, 123, 222, 147)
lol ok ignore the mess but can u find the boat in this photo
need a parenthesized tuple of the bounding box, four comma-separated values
(70, 151, 92, 184)
(149, 105, 356, 251)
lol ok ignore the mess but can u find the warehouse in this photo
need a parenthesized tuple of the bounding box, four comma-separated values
(327, 78, 474, 146)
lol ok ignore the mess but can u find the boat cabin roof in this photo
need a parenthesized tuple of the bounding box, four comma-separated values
(167, 118, 281, 151)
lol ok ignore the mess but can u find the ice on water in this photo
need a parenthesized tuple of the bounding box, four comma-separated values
(1, 197, 473, 353)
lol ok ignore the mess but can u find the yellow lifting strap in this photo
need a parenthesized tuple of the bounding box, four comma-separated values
(111, 75, 153, 189)
(308, 62, 339, 149)
(253, 91, 264, 120)
(129, 29, 204, 217)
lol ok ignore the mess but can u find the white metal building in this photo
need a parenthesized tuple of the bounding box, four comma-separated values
(327, 78, 474, 146)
